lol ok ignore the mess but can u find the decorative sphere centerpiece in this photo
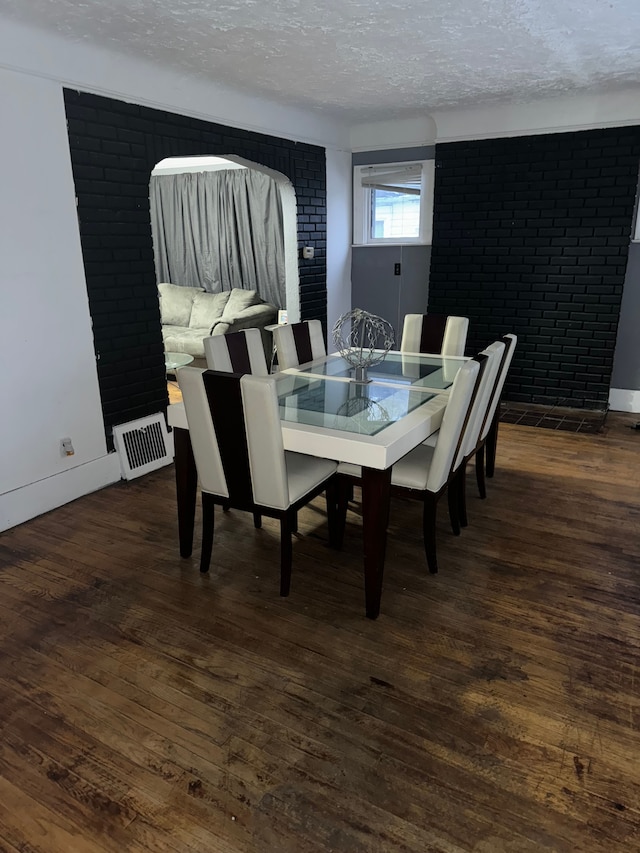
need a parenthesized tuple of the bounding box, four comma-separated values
(332, 308, 395, 383)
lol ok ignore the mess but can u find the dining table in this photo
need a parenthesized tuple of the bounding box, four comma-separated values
(167, 350, 467, 619)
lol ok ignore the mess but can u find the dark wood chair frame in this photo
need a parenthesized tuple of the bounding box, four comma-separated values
(201, 480, 340, 596)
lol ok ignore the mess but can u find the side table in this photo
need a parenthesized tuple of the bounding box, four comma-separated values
(165, 352, 194, 373)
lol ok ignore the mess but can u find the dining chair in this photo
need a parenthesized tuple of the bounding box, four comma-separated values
(203, 327, 270, 518)
(177, 367, 339, 595)
(272, 320, 326, 369)
(400, 314, 469, 357)
(482, 334, 518, 485)
(336, 357, 481, 574)
(451, 340, 506, 529)
(203, 327, 269, 376)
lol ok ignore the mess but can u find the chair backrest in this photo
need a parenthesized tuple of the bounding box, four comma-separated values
(240, 374, 290, 510)
(203, 328, 268, 376)
(273, 320, 326, 369)
(479, 333, 517, 443)
(456, 340, 506, 465)
(401, 314, 469, 357)
(177, 368, 290, 510)
(426, 359, 481, 493)
(177, 367, 229, 499)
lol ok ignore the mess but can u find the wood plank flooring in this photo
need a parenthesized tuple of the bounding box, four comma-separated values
(1, 414, 639, 852)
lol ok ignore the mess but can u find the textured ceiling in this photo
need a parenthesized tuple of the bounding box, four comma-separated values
(3, 0, 640, 121)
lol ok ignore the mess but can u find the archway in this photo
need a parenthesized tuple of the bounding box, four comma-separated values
(150, 154, 300, 322)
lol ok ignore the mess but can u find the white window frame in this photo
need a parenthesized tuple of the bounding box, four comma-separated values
(352, 159, 435, 247)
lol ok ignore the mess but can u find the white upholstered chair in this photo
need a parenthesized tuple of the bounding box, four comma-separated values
(336, 358, 481, 574)
(272, 320, 326, 370)
(451, 340, 506, 529)
(401, 314, 469, 357)
(177, 367, 339, 595)
(203, 327, 270, 520)
(203, 327, 269, 376)
(481, 334, 518, 488)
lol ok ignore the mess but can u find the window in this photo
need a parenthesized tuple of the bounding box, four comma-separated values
(353, 160, 435, 246)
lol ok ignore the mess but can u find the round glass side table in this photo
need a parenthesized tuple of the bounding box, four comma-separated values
(165, 352, 194, 372)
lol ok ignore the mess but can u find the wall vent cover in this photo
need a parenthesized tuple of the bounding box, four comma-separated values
(113, 414, 173, 480)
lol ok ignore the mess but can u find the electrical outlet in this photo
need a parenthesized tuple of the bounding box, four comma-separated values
(60, 437, 75, 457)
(394, 262, 401, 275)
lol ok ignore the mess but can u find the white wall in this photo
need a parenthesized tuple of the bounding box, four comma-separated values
(0, 19, 352, 531)
(0, 19, 348, 150)
(326, 148, 353, 335)
(348, 89, 640, 149)
(431, 89, 640, 142)
(0, 68, 119, 530)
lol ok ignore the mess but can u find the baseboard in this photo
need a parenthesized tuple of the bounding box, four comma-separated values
(609, 388, 640, 413)
(0, 452, 122, 532)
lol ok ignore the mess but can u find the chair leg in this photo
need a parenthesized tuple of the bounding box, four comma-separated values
(422, 494, 439, 574)
(279, 510, 294, 597)
(476, 444, 487, 499)
(325, 477, 343, 549)
(222, 501, 231, 513)
(447, 474, 461, 536)
(292, 511, 298, 534)
(486, 409, 499, 478)
(333, 475, 352, 549)
(253, 511, 262, 529)
(200, 493, 215, 573)
(458, 461, 468, 528)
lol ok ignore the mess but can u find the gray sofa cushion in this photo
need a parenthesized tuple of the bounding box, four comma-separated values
(189, 291, 231, 330)
(158, 283, 202, 326)
(162, 325, 211, 359)
(222, 288, 261, 318)
(218, 302, 277, 329)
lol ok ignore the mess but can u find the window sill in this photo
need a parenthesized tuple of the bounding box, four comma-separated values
(351, 242, 432, 248)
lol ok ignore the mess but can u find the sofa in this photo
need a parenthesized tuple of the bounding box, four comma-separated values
(159, 283, 278, 367)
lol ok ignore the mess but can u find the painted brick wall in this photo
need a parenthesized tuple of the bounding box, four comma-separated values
(64, 90, 327, 440)
(428, 127, 640, 409)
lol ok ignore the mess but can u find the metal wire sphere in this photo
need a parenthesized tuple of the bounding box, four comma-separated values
(332, 308, 395, 370)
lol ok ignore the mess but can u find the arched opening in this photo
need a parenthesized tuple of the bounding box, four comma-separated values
(150, 154, 300, 321)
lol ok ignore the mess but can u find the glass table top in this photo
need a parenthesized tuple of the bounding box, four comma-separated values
(165, 351, 194, 371)
(295, 351, 464, 391)
(276, 373, 439, 436)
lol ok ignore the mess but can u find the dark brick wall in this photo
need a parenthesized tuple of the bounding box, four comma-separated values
(64, 89, 327, 441)
(428, 127, 640, 409)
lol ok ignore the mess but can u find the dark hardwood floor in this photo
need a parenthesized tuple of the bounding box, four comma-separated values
(1, 414, 639, 852)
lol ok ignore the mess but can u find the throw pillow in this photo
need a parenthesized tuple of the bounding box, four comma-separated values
(189, 291, 231, 330)
(221, 288, 261, 318)
(158, 283, 203, 327)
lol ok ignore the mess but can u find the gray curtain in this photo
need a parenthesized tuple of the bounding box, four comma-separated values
(150, 169, 286, 307)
